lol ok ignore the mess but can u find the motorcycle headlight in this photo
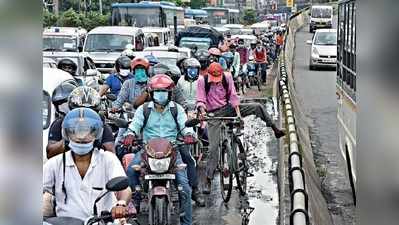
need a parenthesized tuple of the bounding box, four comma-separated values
(148, 157, 171, 173)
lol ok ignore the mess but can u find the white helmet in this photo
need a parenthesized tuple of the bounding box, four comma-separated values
(125, 43, 134, 50)
(249, 55, 254, 61)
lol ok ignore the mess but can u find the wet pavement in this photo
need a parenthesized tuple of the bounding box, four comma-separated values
(293, 21, 355, 225)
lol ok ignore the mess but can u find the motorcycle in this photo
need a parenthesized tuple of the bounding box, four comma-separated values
(44, 176, 137, 225)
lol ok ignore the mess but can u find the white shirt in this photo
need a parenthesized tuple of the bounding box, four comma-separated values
(43, 149, 126, 221)
(177, 76, 197, 111)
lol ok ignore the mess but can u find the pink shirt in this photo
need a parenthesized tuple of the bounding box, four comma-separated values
(196, 73, 240, 112)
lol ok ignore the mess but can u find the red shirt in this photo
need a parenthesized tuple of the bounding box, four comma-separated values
(254, 47, 267, 63)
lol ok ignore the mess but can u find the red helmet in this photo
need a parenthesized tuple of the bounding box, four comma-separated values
(148, 74, 175, 91)
(208, 47, 221, 56)
(131, 57, 150, 70)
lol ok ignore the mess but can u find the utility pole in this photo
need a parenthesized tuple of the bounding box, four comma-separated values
(53, 0, 59, 16)
(99, 0, 103, 14)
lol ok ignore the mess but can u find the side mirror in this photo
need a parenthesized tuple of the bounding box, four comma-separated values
(106, 93, 117, 101)
(185, 118, 200, 127)
(306, 40, 312, 45)
(106, 176, 129, 192)
(85, 69, 98, 76)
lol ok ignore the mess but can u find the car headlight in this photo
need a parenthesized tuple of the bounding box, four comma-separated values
(312, 47, 319, 57)
(148, 157, 171, 173)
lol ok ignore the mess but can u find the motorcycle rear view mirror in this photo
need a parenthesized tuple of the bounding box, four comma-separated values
(106, 176, 129, 192)
(185, 118, 200, 127)
(106, 93, 117, 101)
(114, 118, 129, 128)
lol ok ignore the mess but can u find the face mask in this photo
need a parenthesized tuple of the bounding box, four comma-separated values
(257, 46, 261, 51)
(153, 91, 169, 106)
(69, 140, 94, 155)
(135, 68, 148, 82)
(187, 67, 199, 80)
(119, 69, 130, 77)
(58, 102, 70, 115)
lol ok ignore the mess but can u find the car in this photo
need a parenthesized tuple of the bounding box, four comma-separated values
(307, 29, 337, 70)
(43, 68, 75, 163)
(135, 46, 192, 65)
(43, 57, 57, 68)
(309, 5, 333, 33)
(83, 26, 146, 74)
(43, 26, 87, 53)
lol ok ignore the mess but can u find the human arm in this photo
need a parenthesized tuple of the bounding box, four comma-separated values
(43, 159, 56, 215)
(126, 105, 145, 136)
(226, 74, 240, 108)
(173, 85, 188, 111)
(101, 124, 115, 153)
(133, 87, 150, 109)
(46, 119, 66, 159)
(112, 80, 131, 110)
(196, 76, 207, 112)
(99, 84, 110, 96)
(176, 104, 195, 137)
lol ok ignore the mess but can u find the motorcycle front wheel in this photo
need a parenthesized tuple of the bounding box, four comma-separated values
(150, 196, 170, 225)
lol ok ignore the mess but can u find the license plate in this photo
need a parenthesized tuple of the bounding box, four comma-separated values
(145, 174, 175, 180)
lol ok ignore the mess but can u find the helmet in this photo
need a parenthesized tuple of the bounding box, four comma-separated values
(57, 58, 77, 75)
(68, 86, 101, 111)
(121, 49, 135, 60)
(167, 64, 182, 84)
(62, 108, 103, 143)
(148, 74, 175, 91)
(51, 80, 78, 116)
(238, 39, 244, 45)
(145, 55, 160, 66)
(221, 52, 234, 69)
(208, 47, 221, 56)
(195, 50, 210, 70)
(229, 43, 237, 49)
(248, 55, 254, 61)
(115, 56, 131, 73)
(182, 58, 200, 81)
(176, 55, 188, 71)
(131, 57, 150, 70)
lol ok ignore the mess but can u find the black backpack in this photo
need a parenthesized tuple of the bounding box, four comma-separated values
(204, 74, 230, 101)
(141, 102, 180, 132)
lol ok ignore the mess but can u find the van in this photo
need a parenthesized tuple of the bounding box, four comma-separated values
(309, 5, 333, 33)
(83, 26, 146, 74)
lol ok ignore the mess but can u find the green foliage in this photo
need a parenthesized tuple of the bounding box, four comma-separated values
(190, 0, 207, 9)
(43, 10, 58, 27)
(242, 9, 256, 25)
(57, 8, 83, 27)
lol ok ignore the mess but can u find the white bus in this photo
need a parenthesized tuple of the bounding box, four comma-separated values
(336, 0, 356, 203)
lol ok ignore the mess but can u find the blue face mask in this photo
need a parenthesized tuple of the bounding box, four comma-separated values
(186, 67, 199, 80)
(153, 91, 169, 106)
(135, 68, 148, 82)
(69, 141, 94, 155)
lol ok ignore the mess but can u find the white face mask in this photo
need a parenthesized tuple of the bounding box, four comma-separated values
(119, 69, 130, 77)
(69, 141, 94, 155)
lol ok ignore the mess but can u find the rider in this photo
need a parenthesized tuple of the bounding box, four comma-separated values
(194, 49, 210, 76)
(50, 80, 78, 119)
(275, 30, 284, 56)
(43, 108, 131, 221)
(99, 56, 133, 97)
(236, 39, 249, 66)
(229, 44, 241, 79)
(123, 74, 195, 225)
(46, 86, 115, 159)
(121, 43, 135, 60)
(208, 47, 227, 71)
(253, 41, 268, 84)
(177, 58, 201, 110)
(196, 62, 286, 194)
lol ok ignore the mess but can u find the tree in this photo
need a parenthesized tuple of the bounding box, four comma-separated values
(43, 10, 59, 27)
(190, 0, 207, 9)
(242, 9, 256, 25)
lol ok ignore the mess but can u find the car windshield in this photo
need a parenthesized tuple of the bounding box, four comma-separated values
(43, 35, 78, 52)
(84, 34, 133, 52)
(179, 37, 211, 51)
(314, 32, 337, 45)
(312, 8, 332, 18)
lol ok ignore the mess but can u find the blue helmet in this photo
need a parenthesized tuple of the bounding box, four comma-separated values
(221, 52, 234, 69)
(62, 108, 103, 143)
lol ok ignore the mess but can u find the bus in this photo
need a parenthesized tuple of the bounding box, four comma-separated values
(202, 7, 240, 26)
(336, 0, 356, 203)
(111, 1, 184, 28)
(184, 8, 208, 23)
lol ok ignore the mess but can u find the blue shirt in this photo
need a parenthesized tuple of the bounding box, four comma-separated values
(105, 73, 134, 96)
(128, 101, 194, 142)
(112, 77, 147, 110)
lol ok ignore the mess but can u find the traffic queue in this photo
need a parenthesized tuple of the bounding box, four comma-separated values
(42, 20, 287, 225)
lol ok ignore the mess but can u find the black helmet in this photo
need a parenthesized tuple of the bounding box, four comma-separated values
(115, 56, 131, 73)
(57, 58, 77, 76)
(52, 80, 78, 116)
(182, 58, 200, 81)
(68, 86, 101, 111)
(195, 49, 210, 70)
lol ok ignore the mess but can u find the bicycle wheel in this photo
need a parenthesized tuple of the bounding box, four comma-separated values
(219, 140, 233, 203)
(234, 137, 247, 195)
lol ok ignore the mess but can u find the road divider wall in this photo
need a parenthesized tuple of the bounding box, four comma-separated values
(278, 9, 335, 225)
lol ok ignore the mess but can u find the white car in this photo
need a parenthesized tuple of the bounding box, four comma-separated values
(307, 29, 337, 70)
(135, 46, 191, 65)
(43, 68, 75, 163)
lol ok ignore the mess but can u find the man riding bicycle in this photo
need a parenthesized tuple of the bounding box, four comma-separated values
(196, 62, 285, 194)
(253, 41, 268, 84)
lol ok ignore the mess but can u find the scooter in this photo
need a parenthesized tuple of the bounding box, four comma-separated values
(44, 176, 137, 225)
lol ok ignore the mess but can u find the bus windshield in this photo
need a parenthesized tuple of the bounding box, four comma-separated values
(314, 32, 337, 45)
(206, 10, 228, 26)
(112, 7, 162, 27)
(312, 8, 332, 18)
(43, 35, 78, 52)
(84, 34, 133, 52)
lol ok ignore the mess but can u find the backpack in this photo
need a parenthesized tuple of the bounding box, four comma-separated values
(204, 74, 230, 101)
(141, 102, 180, 132)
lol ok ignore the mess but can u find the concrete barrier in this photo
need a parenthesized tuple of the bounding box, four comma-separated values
(277, 8, 335, 225)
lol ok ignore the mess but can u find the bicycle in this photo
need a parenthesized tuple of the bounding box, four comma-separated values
(254, 62, 264, 91)
(198, 115, 249, 203)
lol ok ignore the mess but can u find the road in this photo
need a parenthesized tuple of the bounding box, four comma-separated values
(293, 22, 355, 225)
